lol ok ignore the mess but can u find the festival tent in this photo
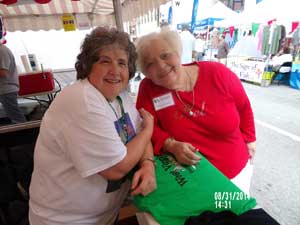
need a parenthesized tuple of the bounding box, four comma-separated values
(215, 0, 300, 27)
(214, 12, 251, 28)
(244, 0, 300, 22)
(196, 1, 237, 21)
(194, 1, 237, 31)
(0, 0, 167, 31)
(228, 35, 263, 58)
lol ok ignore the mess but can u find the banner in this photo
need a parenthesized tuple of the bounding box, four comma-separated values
(191, 0, 199, 32)
(168, 6, 172, 25)
(61, 14, 76, 32)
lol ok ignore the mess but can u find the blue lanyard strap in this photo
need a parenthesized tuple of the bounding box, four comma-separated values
(108, 96, 129, 144)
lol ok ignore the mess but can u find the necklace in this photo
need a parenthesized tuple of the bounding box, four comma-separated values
(175, 68, 195, 116)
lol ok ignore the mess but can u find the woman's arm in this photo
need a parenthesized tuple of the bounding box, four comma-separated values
(163, 137, 201, 165)
(99, 108, 154, 180)
(130, 142, 156, 196)
(136, 79, 171, 154)
(226, 65, 256, 143)
(0, 69, 8, 77)
(247, 141, 256, 164)
(225, 65, 256, 161)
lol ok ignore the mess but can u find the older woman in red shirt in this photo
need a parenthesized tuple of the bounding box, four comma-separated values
(135, 28, 256, 194)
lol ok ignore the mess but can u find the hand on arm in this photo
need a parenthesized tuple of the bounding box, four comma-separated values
(130, 142, 156, 196)
(99, 108, 154, 180)
(163, 138, 201, 165)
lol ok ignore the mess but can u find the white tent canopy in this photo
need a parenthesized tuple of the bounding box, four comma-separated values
(245, 0, 300, 22)
(228, 35, 263, 58)
(0, 0, 167, 31)
(196, 1, 237, 21)
(214, 12, 253, 27)
(215, 0, 300, 27)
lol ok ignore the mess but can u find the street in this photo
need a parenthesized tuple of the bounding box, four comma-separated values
(244, 82, 300, 225)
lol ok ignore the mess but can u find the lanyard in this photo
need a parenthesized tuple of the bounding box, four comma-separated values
(108, 96, 129, 144)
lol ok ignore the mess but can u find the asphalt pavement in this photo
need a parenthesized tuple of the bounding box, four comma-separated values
(243, 82, 300, 225)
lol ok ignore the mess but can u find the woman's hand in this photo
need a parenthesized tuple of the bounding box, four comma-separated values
(247, 141, 256, 164)
(130, 161, 156, 196)
(139, 108, 154, 139)
(164, 139, 201, 165)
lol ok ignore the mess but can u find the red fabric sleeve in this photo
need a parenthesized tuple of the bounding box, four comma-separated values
(224, 65, 256, 143)
(136, 79, 171, 155)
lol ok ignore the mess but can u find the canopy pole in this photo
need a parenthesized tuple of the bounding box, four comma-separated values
(113, 0, 124, 31)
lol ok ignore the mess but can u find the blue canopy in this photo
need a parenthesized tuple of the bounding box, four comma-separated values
(194, 18, 223, 31)
(177, 18, 223, 32)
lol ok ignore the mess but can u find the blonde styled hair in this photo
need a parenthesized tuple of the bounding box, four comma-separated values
(135, 28, 182, 72)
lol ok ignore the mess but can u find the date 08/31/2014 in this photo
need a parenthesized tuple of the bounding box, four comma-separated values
(214, 191, 250, 201)
(214, 191, 251, 209)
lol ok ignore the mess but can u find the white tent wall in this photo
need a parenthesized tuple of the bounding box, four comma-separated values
(243, 0, 256, 12)
(215, 0, 300, 28)
(244, 0, 300, 22)
(196, 1, 237, 21)
(171, 0, 194, 29)
(7, 29, 92, 71)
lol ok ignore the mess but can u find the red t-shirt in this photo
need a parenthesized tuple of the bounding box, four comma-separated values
(136, 61, 256, 179)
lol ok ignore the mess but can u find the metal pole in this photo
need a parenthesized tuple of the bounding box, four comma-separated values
(113, 0, 124, 31)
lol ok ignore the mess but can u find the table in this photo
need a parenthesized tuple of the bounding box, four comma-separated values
(19, 89, 57, 106)
(18, 70, 59, 106)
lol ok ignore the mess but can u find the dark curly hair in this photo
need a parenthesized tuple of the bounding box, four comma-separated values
(75, 27, 137, 80)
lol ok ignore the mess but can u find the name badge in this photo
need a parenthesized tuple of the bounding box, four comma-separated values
(152, 93, 175, 111)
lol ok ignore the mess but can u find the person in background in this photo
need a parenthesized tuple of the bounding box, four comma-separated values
(216, 34, 230, 65)
(180, 24, 195, 64)
(210, 28, 220, 49)
(0, 43, 26, 124)
(135, 28, 256, 195)
(194, 34, 206, 61)
(29, 27, 156, 225)
(271, 47, 293, 73)
(160, 21, 170, 29)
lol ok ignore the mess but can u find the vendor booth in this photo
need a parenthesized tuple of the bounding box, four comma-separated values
(290, 62, 300, 89)
(227, 57, 273, 86)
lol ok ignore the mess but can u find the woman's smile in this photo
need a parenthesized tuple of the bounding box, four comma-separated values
(104, 77, 122, 84)
(158, 66, 175, 79)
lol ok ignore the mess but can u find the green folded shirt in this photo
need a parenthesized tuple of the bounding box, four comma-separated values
(133, 152, 257, 225)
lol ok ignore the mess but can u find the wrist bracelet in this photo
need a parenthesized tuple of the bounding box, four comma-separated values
(140, 157, 156, 166)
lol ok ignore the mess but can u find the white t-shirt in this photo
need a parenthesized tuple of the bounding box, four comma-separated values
(180, 30, 195, 64)
(29, 79, 142, 225)
(194, 38, 205, 53)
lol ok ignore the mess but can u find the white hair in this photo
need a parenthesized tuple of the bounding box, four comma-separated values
(135, 27, 182, 72)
